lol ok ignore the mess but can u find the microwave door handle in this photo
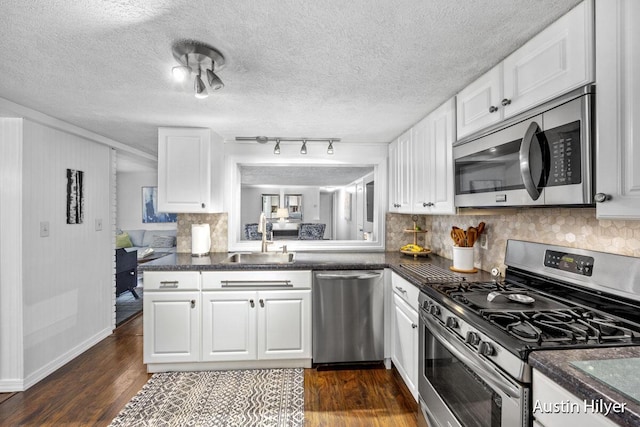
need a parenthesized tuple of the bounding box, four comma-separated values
(519, 121, 542, 201)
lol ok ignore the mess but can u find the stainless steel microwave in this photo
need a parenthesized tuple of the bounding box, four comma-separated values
(454, 86, 594, 208)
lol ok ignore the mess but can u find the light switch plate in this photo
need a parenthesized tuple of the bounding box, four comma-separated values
(40, 221, 50, 237)
(95, 218, 102, 231)
(479, 233, 488, 250)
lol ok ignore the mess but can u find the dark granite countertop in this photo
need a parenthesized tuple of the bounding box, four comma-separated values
(530, 347, 640, 427)
(138, 250, 491, 285)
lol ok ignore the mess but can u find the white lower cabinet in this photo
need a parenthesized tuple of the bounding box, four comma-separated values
(390, 272, 420, 400)
(144, 291, 200, 364)
(391, 294, 419, 400)
(532, 369, 617, 427)
(144, 270, 312, 372)
(202, 289, 311, 362)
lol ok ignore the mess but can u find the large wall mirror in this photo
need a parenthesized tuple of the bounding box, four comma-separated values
(226, 142, 387, 251)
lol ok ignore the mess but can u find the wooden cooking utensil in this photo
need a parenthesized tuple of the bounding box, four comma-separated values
(467, 227, 478, 247)
(477, 222, 485, 236)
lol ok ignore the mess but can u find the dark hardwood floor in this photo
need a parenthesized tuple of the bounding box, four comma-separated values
(0, 314, 420, 426)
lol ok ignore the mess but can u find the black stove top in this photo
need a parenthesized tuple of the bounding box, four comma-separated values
(425, 276, 640, 351)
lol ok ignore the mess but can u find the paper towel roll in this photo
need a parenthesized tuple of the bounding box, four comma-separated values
(191, 224, 211, 257)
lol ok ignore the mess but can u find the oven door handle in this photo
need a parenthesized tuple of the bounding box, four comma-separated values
(421, 313, 521, 399)
(519, 121, 542, 201)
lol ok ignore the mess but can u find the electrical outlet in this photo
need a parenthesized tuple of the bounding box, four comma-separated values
(95, 218, 103, 231)
(479, 233, 488, 250)
(40, 221, 50, 237)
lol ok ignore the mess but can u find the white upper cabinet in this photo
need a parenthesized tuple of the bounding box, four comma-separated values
(425, 98, 456, 214)
(595, 0, 640, 219)
(388, 129, 413, 213)
(392, 98, 456, 216)
(456, 66, 503, 139)
(502, 0, 594, 117)
(457, 1, 594, 140)
(157, 127, 223, 213)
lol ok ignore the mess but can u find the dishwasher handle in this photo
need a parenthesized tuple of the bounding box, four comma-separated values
(315, 272, 382, 280)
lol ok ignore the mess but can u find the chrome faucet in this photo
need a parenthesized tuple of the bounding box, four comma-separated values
(259, 213, 273, 253)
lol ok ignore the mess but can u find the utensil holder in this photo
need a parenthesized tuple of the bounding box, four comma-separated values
(452, 246, 474, 271)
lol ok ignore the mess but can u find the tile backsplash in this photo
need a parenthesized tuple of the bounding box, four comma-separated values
(388, 208, 640, 274)
(176, 213, 228, 253)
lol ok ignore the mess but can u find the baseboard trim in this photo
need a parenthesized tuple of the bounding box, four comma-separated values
(147, 358, 312, 373)
(22, 328, 113, 391)
(0, 379, 25, 392)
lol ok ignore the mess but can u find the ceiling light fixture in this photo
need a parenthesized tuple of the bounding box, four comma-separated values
(235, 137, 340, 155)
(171, 40, 226, 98)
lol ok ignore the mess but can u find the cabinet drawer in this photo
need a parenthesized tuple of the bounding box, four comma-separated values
(391, 272, 420, 311)
(144, 271, 201, 291)
(202, 270, 312, 290)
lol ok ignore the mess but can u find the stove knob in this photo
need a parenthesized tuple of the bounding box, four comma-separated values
(466, 331, 480, 346)
(479, 341, 495, 357)
(445, 316, 458, 329)
(429, 304, 441, 317)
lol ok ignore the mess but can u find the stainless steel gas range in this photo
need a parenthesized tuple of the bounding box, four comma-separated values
(404, 240, 640, 427)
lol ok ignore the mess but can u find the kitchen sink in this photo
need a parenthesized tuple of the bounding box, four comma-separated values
(223, 252, 295, 264)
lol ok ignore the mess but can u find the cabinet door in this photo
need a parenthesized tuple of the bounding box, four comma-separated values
(391, 293, 419, 400)
(143, 292, 200, 363)
(456, 65, 502, 140)
(411, 116, 431, 214)
(257, 290, 312, 360)
(389, 131, 413, 213)
(503, 1, 594, 118)
(201, 291, 257, 361)
(427, 98, 456, 214)
(158, 127, 212, 213)
(595, 0, 640, 219)
(388, 140, 400, 212)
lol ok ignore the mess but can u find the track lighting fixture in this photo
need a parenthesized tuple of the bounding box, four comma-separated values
(171, 40, 226, 98)
(235, 136, 340, 155)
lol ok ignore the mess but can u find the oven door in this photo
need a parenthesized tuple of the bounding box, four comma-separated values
(418, 309, 529, 427)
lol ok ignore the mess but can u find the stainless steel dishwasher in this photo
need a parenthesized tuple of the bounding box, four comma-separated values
(312, 270, 384, 364)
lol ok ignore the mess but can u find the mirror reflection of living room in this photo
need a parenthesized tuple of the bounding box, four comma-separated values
(115, 169, 177, 325)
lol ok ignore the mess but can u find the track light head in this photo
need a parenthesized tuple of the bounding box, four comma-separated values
(172, 65, 191, 82)
(300, 140, 307, 155)
(327, 140, 334, 155)
(206, 67, 224, 90)
(194, 69, 208, 99)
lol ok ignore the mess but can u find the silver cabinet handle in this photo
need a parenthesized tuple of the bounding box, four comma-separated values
(519, 121, 542, 201)
(201, 203, 205, 208)
(259, 299, 264, 308)
(594, 193, 611, 203)
(489, 105, 499, 113)
(250, 299, 255, 308)
(501, 98, 511, 106)
(160, 281, 179, 288)
(411, 323, 417, 329)
(190, 300, 196, 308)
(395, 286, 407, 293)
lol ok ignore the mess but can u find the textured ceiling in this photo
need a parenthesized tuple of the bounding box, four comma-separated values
(0, 0, 581, 159)
(241, 165, 374, 186)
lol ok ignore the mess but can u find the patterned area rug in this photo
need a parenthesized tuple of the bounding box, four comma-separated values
(109, 369, 304, 427)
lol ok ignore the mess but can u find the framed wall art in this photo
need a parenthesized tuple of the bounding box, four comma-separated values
(66, 168, 84, 224)
(142, 186, 177, 223)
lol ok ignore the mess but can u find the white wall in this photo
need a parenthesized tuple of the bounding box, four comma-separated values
(116, 171, 176, 231)
(21, 120, 114, 385)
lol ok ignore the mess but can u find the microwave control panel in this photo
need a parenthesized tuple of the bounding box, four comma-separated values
(544, 250, 594, 276)
(544, 120, 582, 187)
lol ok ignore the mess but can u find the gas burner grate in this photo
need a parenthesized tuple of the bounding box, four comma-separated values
(400, 264, 465, 283)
